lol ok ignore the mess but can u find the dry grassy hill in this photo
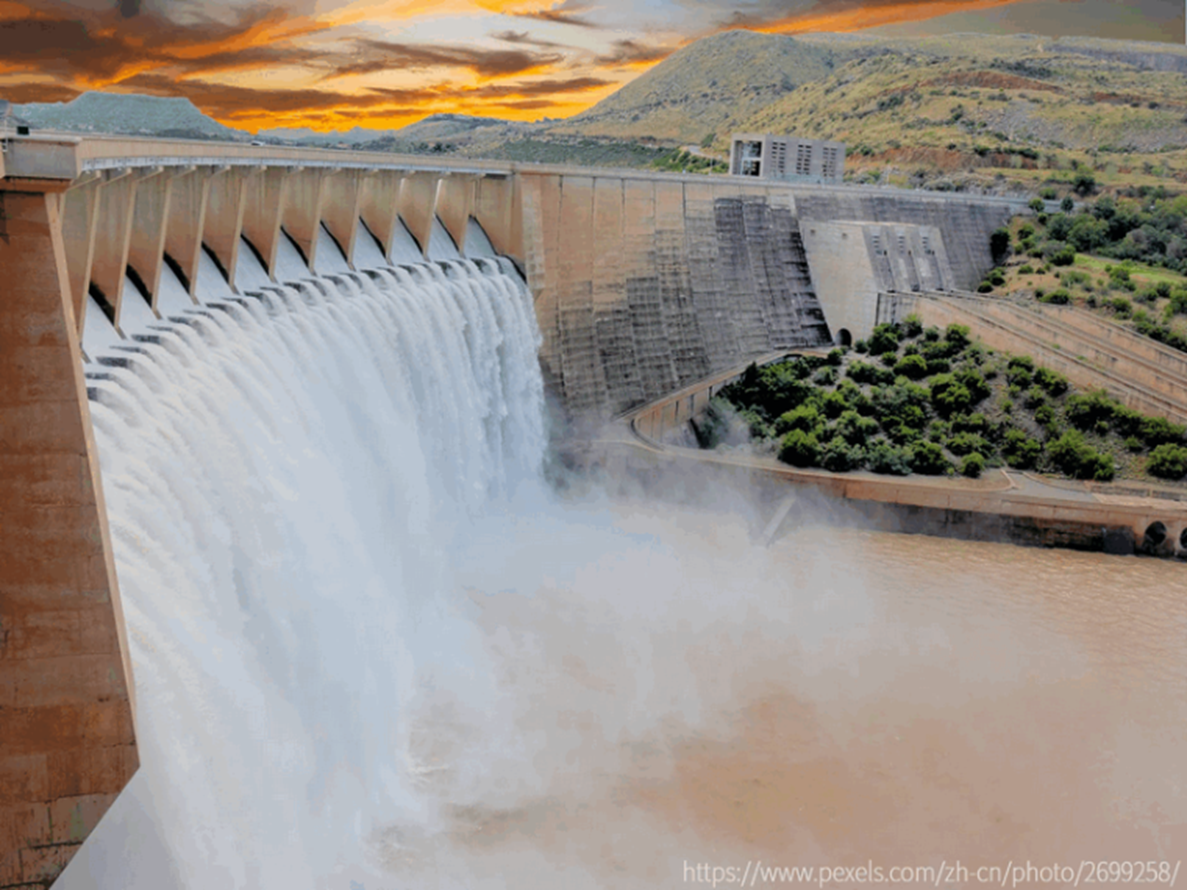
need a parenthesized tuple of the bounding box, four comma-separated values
(556, 30, 1187, 194)
(549, 29, 846, 144)
(736, 33, 1187, 191)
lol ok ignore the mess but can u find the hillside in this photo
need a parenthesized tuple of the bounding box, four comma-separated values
(15, 92, 244, 140)
(723, 33, 1187, 193)
(550, 29, 847, 144)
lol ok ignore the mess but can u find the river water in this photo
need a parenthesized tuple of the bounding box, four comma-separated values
(380, 503, 1187, 888)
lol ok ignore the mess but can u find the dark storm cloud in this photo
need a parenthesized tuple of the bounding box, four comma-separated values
(332, 38, 563, 78)
(512, 8, 598, 27)
(120, 71, 395, 117)
(118, 0, 141, 17)
(0, 3, 330, 82)
(491, 29, 567, 49)
(593, 39, 674, 67)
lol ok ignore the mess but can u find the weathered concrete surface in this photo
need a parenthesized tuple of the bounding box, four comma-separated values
(0, 188, 138, 889)
(792, 190, 1012, 290)
(800, 221, 954, 345)
(523, 173, 837, 419)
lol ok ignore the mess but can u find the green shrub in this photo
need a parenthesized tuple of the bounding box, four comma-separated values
(901, 314, 924, 338)
(911, 440, 950, 475)
(867, 323, 900, 355)
(1065, 390, 1117, 431)
(1125, 436, 1145, 453)
(1034, 366, 1069, 395)
(1147, 443, 1187, 480)
(1109, 405, 1145, 438)
(977, 281, 995, 293)
(988, 268, 1007, 286)
(1002, 429, 1042, 468)
(960, 453, 986, 478)
(930, 374, 973, 416)
(820, 436, 865, 472)
(826, 348, 846, 366)
(879, 349, 900, 368)
(776, 404, 824, 436)
(1034, 403, 1056, 428)
(820, 389, 848, 419)
(1048, 430, 1114, 480)
(1006, 355, 1034, 387)
(854, 339, 868, 354)
(1073, 171, 1096, 196)
(778, 429, 820, 467)
(1050, 245, 1076, 266)
(1039, 288, 1071, 304)
(1028, 197, 1044, 211)
(1109, 296, 1132, 318)
(1023, 386, 1047, 409)
(847, 361, 895, 386)
(923, 326, 941, 343)
(867, 440, 913, 475)
(947, 431, 990, 456)
(955, 367, 991, 404)
(1142, 416, 1187, 448)
(813, 366, 839, 386)
(945, 324, 972, 352)
(1019, 264, 1034, 274)
(894, 353, 928, 379)
(836, 410, 880, 446)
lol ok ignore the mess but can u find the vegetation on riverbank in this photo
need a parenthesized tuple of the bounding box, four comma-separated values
(979, 190, 1187, 353)
(701, 317, 1187, 483)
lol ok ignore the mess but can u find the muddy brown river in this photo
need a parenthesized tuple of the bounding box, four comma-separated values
(387, 501, 1187, 889)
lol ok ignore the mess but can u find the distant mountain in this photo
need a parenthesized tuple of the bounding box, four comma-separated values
(551, 29, 853, 143)
(391, 113, 532, 141)
(15, 92, 245, 140)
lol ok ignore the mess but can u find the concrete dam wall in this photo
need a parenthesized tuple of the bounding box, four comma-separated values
(520, 172, 1017, 420)
(0, 134, 1023, 886)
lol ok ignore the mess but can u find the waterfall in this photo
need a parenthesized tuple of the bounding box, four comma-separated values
(65, 256, 546, 888)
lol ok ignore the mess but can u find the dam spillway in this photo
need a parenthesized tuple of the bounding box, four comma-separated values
(62, 253, 545, 888)
(0, 133, 1024, 885)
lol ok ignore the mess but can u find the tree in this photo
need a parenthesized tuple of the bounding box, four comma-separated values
(1073, 171, 1097, 196)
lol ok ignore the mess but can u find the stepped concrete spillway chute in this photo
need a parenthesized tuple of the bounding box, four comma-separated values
(0, 131, 1027, 886)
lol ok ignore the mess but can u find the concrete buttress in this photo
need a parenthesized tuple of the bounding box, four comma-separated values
(0, 186, 139, 889)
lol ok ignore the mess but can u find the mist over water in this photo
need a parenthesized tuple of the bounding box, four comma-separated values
(60, 256, 1187, 889)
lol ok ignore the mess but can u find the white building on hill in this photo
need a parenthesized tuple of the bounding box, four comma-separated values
(729, 133, 846, 185)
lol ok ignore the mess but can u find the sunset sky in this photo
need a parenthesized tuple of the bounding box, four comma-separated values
(0, 0, 1181, 132)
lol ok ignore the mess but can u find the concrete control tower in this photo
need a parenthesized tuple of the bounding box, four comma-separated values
(729, 133, 845, 185)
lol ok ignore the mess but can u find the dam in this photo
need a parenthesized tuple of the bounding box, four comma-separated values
(0, 132, 1032, 886)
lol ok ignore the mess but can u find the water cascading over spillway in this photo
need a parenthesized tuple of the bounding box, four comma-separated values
(68, 256, 546, 888)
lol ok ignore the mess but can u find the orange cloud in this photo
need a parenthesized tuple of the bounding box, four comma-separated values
(751, 0, 1026, 34)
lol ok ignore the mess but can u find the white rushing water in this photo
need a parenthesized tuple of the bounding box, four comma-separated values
(64, 256, 548, 888)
